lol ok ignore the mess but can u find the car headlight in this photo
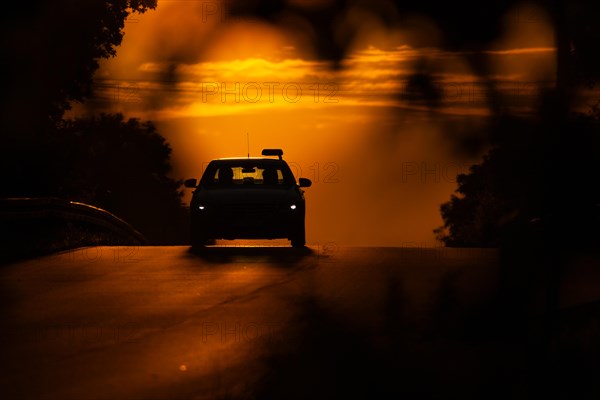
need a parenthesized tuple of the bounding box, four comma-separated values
(198, 205, 206, 210)
(290, 204, 297, 210)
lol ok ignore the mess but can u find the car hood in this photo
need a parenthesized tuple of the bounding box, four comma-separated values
(194, 187, 301, 205)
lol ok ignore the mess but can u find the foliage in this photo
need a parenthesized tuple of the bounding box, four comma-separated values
(436, 108, 600, 247)
(0, 1, 190, 244)
(1, 0, 157, 135)
(55, 114, 189, 244)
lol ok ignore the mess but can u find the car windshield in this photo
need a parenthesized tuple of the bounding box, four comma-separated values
(200, 160, 296, 188)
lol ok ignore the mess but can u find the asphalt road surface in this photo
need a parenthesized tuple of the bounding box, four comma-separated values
(0, 244, 597, 399)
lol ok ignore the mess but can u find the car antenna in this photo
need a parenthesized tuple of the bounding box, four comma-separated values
(247, 132, 250, 158)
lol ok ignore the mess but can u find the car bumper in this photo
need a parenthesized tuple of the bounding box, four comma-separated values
(191, 206, 304, 240)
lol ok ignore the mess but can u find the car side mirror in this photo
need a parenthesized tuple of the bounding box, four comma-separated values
(298, 178, 312, 188)
(184, 178, 197, 188)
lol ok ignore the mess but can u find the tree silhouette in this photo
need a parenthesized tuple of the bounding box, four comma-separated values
(55, 114, 189, 244)
(1, 0, 156, 135)
(434, 115, 545, 247)
(434, 0, 600, 249)
(1, 0, 157, 191)
(0, 1, 191, 244)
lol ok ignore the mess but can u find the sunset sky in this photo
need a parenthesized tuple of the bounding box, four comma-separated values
(70, 0, 557, 246)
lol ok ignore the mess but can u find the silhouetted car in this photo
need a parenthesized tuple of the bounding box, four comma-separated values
(184, 149, 312, 247)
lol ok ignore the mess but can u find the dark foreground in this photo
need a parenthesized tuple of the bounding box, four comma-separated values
(0, 245, 598, 399)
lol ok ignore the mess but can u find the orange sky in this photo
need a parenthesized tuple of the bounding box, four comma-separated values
(69, 0, 558, 246)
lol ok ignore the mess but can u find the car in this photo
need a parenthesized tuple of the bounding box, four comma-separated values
(184, 149, 312, 247)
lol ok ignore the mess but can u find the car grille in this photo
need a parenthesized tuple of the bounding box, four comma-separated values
(219, 204, 282, 219)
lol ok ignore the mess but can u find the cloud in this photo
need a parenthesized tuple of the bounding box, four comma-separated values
(81, 44, 556, 120)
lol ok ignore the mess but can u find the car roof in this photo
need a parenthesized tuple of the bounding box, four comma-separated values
(216, 157, 279, 160)
(210, 158, 285, 163)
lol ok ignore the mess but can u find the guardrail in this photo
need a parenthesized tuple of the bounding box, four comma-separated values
(0, 198, 147, 263)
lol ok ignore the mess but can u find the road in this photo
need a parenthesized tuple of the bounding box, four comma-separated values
(0, 245, 595, 399)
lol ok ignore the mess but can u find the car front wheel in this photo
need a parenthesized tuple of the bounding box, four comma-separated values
(290, 224, 306, 247)
(191, 238, 210, 249)
(191, 225, 210, 248)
